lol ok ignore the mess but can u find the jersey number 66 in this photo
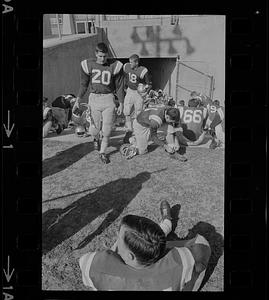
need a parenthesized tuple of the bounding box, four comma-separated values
(183, 110, 202, 123)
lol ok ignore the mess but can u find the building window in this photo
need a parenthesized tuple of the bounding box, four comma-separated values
(76, 22, 86, 34)
(50, 16, 63, 25)
(76, 21, 96, 34)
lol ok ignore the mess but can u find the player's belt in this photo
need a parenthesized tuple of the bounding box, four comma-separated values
(128, 87, 138, 91)
(90, 92, 113, 96)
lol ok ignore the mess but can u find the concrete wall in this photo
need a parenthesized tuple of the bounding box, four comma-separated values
(106, 15, 225, 103)
(43, 14, 53, 38)
(43, 29, 106, 103)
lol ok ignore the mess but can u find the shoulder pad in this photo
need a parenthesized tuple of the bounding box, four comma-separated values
(123, 62, 130, 72)
(113, 60, 123, 75)
(140, 66, 148, 79)
(81, 59, 91, 75)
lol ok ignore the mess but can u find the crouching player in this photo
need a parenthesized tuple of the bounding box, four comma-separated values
(204, 100, 225, 149)
(120, 106, 187, 161)
(79, 200, 211, 291)
(51, 94, 77, 127)
(175, 98, 209, 147)
(43, 100, 70, 138)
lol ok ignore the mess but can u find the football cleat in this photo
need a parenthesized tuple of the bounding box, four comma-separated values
(123, 131, 133, 144)
(99, 153, 110, 164)
(209, 139, 218, 149)
(75, 125, 86, 137)
(169, 152, 188, 162)
(160, 200, 172, 221)
(56, 124, 63, 135)
(120, 144, 138, 160)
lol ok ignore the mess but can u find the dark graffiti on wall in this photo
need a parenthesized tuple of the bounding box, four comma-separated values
(131, 24, 195, 57)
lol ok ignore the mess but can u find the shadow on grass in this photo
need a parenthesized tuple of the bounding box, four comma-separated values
(42, 142, 93, 178)
(185, 222, 224, 290)
(42, 171, 153, 254)
(166, 221, 224, 290)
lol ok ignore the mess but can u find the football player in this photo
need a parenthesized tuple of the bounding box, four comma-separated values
(176, 98, 209, 146)
(43, 95, 71, 138)
(177, 99, 186, 108)
(204, 99, 225, 148)
(121, 106, 187, 161)
(51, 94, 76, 127)
(72, 43, 124, 164)
(79, 200, 211, 291)
(122, 54, 152, 143)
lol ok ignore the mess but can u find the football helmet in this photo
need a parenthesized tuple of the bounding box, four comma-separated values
(72, 103, 89, 126)
(119, 144, 138, 159)
(137, 83, 148, 98)
(75, 125, 86, 137)
(188, 98, 200, 108)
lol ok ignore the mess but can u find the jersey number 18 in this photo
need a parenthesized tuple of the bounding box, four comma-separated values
(128, 73, 137, 83)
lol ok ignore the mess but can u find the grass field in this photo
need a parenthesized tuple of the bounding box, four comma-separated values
(42, 127, 224, 291)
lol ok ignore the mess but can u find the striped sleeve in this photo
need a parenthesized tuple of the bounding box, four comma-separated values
(178, 106, 184, 119)
(195, 234, 210, 247)
(81, 60, 90, 75)
(175, 247, 195, 290)
(123, 62, 128, 73)
(217, 107, 224, 120)
(203, 107, 208, 119)
(79, 252, 98, 290)
(149, 114, 163, 127)
(114, 61, 123, 75)
(140, 67, 148, 79)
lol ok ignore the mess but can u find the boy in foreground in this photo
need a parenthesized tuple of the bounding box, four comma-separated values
(79, 200, 211, 291)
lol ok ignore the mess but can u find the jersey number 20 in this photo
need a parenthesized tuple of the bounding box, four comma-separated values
(183, 109, 202, 123)
(92, 69, 111, 85)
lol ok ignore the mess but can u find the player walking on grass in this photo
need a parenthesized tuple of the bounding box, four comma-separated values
(120, 106, 187, 161)
(79, 200, 211, 291)
(123, 54, 152, 144)
(72, 42, 124, 164)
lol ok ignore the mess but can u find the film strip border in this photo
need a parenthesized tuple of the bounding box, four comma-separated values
(1, 9, 267, 300)
(225, 9, 266, 297)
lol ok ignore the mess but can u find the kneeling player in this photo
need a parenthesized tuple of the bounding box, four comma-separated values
(79, 200, 211, 291)
(43, 98, 71, 138)
(120, 106, 187, 161)
(51, 94, 76, 126)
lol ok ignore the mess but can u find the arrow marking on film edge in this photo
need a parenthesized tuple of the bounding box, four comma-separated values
(3, 110, 15, 138)
(3, 256, 15, 282)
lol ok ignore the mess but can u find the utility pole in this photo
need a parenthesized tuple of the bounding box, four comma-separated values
(56, 14, 62, 39)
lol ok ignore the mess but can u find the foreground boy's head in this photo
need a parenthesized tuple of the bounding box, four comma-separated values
(116, 215, 166, 269)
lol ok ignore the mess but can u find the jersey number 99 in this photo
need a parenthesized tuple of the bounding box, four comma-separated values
(183, 110, 202, 123)
(92, 69, 111, 85)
